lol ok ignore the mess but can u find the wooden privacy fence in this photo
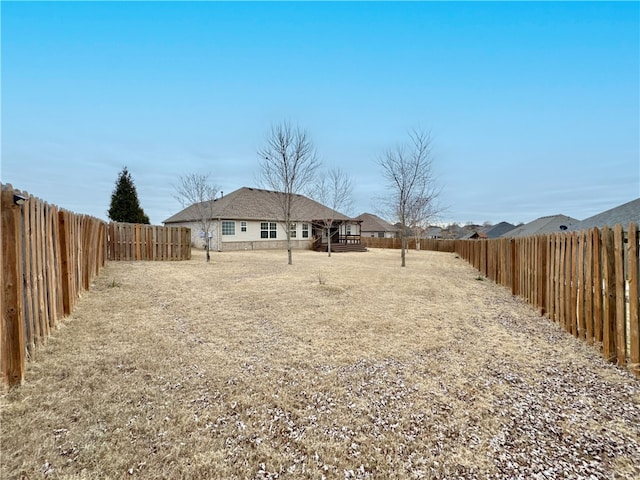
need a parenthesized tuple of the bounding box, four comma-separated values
(362, 237, 456, 252)
(1, 184, 192, 387)
(1, 184, 107, 387)
(108, 222, 191, 261)
(430, 225, 639, 378)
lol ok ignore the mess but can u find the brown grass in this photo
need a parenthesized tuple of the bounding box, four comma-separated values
(2, 248, 639, 479)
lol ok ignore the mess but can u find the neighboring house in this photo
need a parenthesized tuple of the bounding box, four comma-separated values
(441, 224, 465, 239)
(461, 230, 488, 240)
(569, 198, 640, 231)
(502, 214, 579, 237)
(424, 226, 443, 239)
(355, 213, 400, 239)
(483, 222, 516, 239)
(163, 187, 363, 252)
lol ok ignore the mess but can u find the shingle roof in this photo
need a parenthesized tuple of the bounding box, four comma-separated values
(424, 226, 442, 237)
(354, 213, 399, 233)
(461, 230, 488, 240)
(502, 215, 579, 237)
(570, 198, 640, 231)
(483, 222, 516, 238)
(163, 187, 351, 224)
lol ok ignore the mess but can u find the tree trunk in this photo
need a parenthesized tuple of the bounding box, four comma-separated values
(401, 232, 406, 267)
(286, 226, 293, 265)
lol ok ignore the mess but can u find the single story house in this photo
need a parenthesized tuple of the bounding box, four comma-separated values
(423, 226, 443, 239)
(163, 187, 364, 252)
(502, 214, 579, 237)
(354, 213, 400, 238)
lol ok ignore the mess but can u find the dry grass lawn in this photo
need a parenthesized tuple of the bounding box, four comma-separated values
(1, 248, 639, 479)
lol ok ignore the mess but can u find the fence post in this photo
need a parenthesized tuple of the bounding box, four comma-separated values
(628, 223, 639, 377)
(576, 231, 585, 338)
(546, 234, 554, 319)
(1, 186, 26, 387)
(613, 224, 626, 365)
(569, 232, 578, 336)
(58, 211, 72, 315)
(510, 239, 516, 295)
(593, 227, 603, 344)
(585, 229, 594, 344)
(601, 226, 616, 362)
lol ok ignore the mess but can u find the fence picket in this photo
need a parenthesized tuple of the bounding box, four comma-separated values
(1, 184, 191, 388)
(585, 229, 594, 344)
(614, 225, 626, 365)
(419, 223, 639, 377)
(23, 190, 36, 355)
(628, 223, 639, 378)
(105, 223, 190, 261)
(602, 227, 616, 362)
(1, 186, 26, 386)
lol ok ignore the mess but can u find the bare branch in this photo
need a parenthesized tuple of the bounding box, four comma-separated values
(377, 129, 441, 266)
(173, 173, 219, 262)
(257, 121, 321, 264)
(310, 167, 354, 257)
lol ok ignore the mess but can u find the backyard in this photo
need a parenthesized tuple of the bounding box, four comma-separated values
(1, 248, 639, 479)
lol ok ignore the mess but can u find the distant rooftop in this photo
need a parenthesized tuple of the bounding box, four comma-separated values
(502, 215, 579, 237)
(570, 198, 640, 231)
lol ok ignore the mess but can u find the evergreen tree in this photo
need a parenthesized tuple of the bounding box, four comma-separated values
(108, 167, 150, 224)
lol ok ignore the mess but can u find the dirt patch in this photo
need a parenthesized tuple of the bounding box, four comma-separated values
(2, 248, 639, 479)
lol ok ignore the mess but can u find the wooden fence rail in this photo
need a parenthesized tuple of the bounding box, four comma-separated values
(1, 184, 191, 388)
(108, 222, 191, 261)
(424, 225, 639, 378)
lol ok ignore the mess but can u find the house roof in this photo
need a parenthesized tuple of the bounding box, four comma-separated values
(354, 213, 399, 233)
(502, 214, 579, 237)
(164, 187, 352, 224)
(570, 198, 640, 231)
(461, 230, 488, 240)
(424, 226, 442, 237)
(483, 221, 516, 239)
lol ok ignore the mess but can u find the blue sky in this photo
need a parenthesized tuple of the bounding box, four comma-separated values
(2, 1, 638, 226)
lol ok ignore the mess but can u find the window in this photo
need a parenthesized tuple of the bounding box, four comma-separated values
(346, 224, 352, 235)
(302, 223, 309, 238)
(222, 221, 235, 235)
(378, 232, 385, 238)
(261, 222, 277, 239)
(290, 223, 297, 238)
(241, 221, 247, 232)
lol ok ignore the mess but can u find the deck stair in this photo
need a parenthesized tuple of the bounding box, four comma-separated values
(314, 243, 368, 253)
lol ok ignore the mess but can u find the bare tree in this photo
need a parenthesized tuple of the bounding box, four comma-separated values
(257, 121, 321, 265)
(311, 167, 354, 257)
(378, 129, 440, 267)
(406, 185, 439, 250)
(174, 173, 219, 262)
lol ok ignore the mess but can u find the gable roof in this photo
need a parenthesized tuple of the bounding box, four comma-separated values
(164, 187, 352, 224)
(424, 226, 442, 237)
(570, 198, 640, 231)
(461, 230, 488, 240)
(483, 221, 516, 238)
(354, 212, 399, 233)
(502, 214, 579, 238)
